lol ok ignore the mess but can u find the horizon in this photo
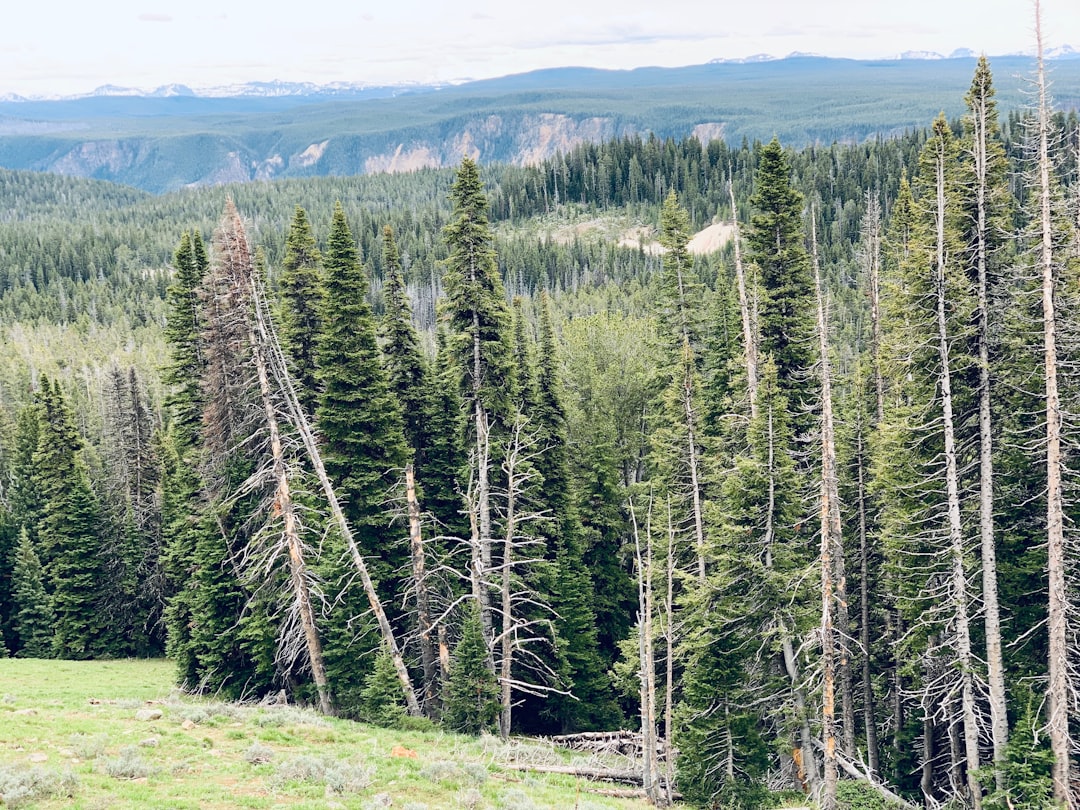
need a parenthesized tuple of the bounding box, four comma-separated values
(3, 0, 1076, 98)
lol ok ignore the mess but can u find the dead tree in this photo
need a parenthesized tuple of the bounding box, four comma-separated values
(812, 215, 841, 810)
(1034, 3, 1071, 803)
(729, 175, 759, 417)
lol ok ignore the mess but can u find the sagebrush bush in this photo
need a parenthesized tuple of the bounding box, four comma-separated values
(0, 764, 79, 808)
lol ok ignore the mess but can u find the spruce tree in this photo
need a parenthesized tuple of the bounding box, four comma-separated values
(532, 293, 619, 730)
(747, 139, 817, 415)
(316, 201, 409, 590)
(162, 231, 208, 449)
(10, 528, 54, 658)
(443, 604, 500, 735)
(379, 224, 431, 463)
(278, 206, 324, 417)
(34, 378, 113, 659)
(315, 202, 410, 715)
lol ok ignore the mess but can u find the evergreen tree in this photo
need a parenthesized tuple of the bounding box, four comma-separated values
(34, 378, 114, 659)
(315, 202, 410, 715)
(316, 201, 409, 590)
(533, 293, 620, 730)
(379, 223, 431, 462)
(10, 528, 54, 658)
(162, 231, 208, 449)
(278, 206, 324, 417)
(746, 138, 816, 414)
(443, 604, 500, 735)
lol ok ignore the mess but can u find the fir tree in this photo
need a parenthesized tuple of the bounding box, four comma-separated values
(278, 206, 324, 417)
(379, 223, 431, 463)
(10, 528, 54, 658)
(34, 378, 113, 659)
(443, 604, 500, 735)
(315, 202, 410, 715)
(747, 138, 816, 413)
(162, 230, 208, 450)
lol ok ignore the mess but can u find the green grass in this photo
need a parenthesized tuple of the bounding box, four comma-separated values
(0, 658, 671, 809)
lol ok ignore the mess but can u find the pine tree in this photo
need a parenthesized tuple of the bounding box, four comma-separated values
(10, 528, 54, 658)
(278, 206, 324, 417)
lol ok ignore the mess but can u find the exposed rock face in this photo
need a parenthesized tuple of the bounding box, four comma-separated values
(27, 113, 640, 190)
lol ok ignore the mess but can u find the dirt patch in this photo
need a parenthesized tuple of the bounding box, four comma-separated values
(687, 221, 735, 255)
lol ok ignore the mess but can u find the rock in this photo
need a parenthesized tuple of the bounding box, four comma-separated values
(58, 748, 75, 757)
(28, 752, 47, 763)
(13, 708, 37, 716)
(390, 745, 417, 759)
(139, 737, 160, 747)
(370, 793, 393, 806)
(181, 719, 196, 730)
(135, 708, 163, 721)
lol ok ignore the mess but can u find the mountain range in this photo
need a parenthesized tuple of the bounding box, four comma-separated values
(1, 53, 1078, 193)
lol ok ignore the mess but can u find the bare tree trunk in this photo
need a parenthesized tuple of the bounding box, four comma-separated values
(249, 294, 333, 717)
(631, 498, 664, 806)
(931, 131, 981, 810)
(1035, 4, 1071, 804)
(499, 433, 517, 740)
(250, 273, 421, 717)
(968, 62, 1009, 788)
(729, 177, 759, 417)
(405, 463, 438, 717)
(813, 216, 840, 810)
(664, 497, 676, 806)
(855, 417, 880, 775)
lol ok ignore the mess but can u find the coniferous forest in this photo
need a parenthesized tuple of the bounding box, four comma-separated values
(3, 50, 1080, 810)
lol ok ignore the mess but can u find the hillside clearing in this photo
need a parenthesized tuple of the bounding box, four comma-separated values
(0, 659, 677, 809)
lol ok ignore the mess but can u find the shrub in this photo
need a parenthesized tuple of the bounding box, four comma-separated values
(0, 765, 79, 808)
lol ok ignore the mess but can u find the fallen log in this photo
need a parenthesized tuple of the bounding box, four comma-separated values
(501, 763, 644, 784)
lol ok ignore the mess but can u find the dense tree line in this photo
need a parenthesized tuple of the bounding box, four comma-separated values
(2, 52, 1080, 810)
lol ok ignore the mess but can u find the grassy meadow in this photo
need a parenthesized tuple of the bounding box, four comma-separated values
(0, 658, 672, 809)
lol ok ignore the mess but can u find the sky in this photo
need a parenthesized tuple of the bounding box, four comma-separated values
(1, 0, 1076, 97)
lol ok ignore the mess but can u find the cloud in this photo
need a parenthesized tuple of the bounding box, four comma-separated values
(138, 13, 172, 23)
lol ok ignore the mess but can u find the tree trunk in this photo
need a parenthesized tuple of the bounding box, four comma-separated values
(681, 345, 707, 582)
(932, 132, 981, 810)
(1035, 4, 1071, 804)
(969, 64, 1009, 788)
(813, 216, 840, 810)
(499, 434, 517, 740)
(631, 498, 664, 806)
(664, 497, 676, 806)
(855, 418, 880, 774)
(405, 463, 438, 717)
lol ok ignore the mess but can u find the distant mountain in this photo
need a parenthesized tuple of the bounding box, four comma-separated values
(1, 54, 1078, 193)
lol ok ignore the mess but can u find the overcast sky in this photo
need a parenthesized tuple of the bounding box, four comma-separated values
(1, 0, 1075, 96)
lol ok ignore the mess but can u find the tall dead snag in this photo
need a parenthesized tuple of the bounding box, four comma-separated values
(247, 244, 422, 717)
(856, 195, 882, 775)
(812, 216, 841, 810)
(965, 55, 1010, 789)
(1034, 3, 1071, 803)
(927, 117, 982, 810)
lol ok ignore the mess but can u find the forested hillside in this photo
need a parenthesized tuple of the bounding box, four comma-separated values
(2, 53, 1080, 810)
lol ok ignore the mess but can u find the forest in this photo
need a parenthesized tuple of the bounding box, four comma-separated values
(1, 42, 1080, 810)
